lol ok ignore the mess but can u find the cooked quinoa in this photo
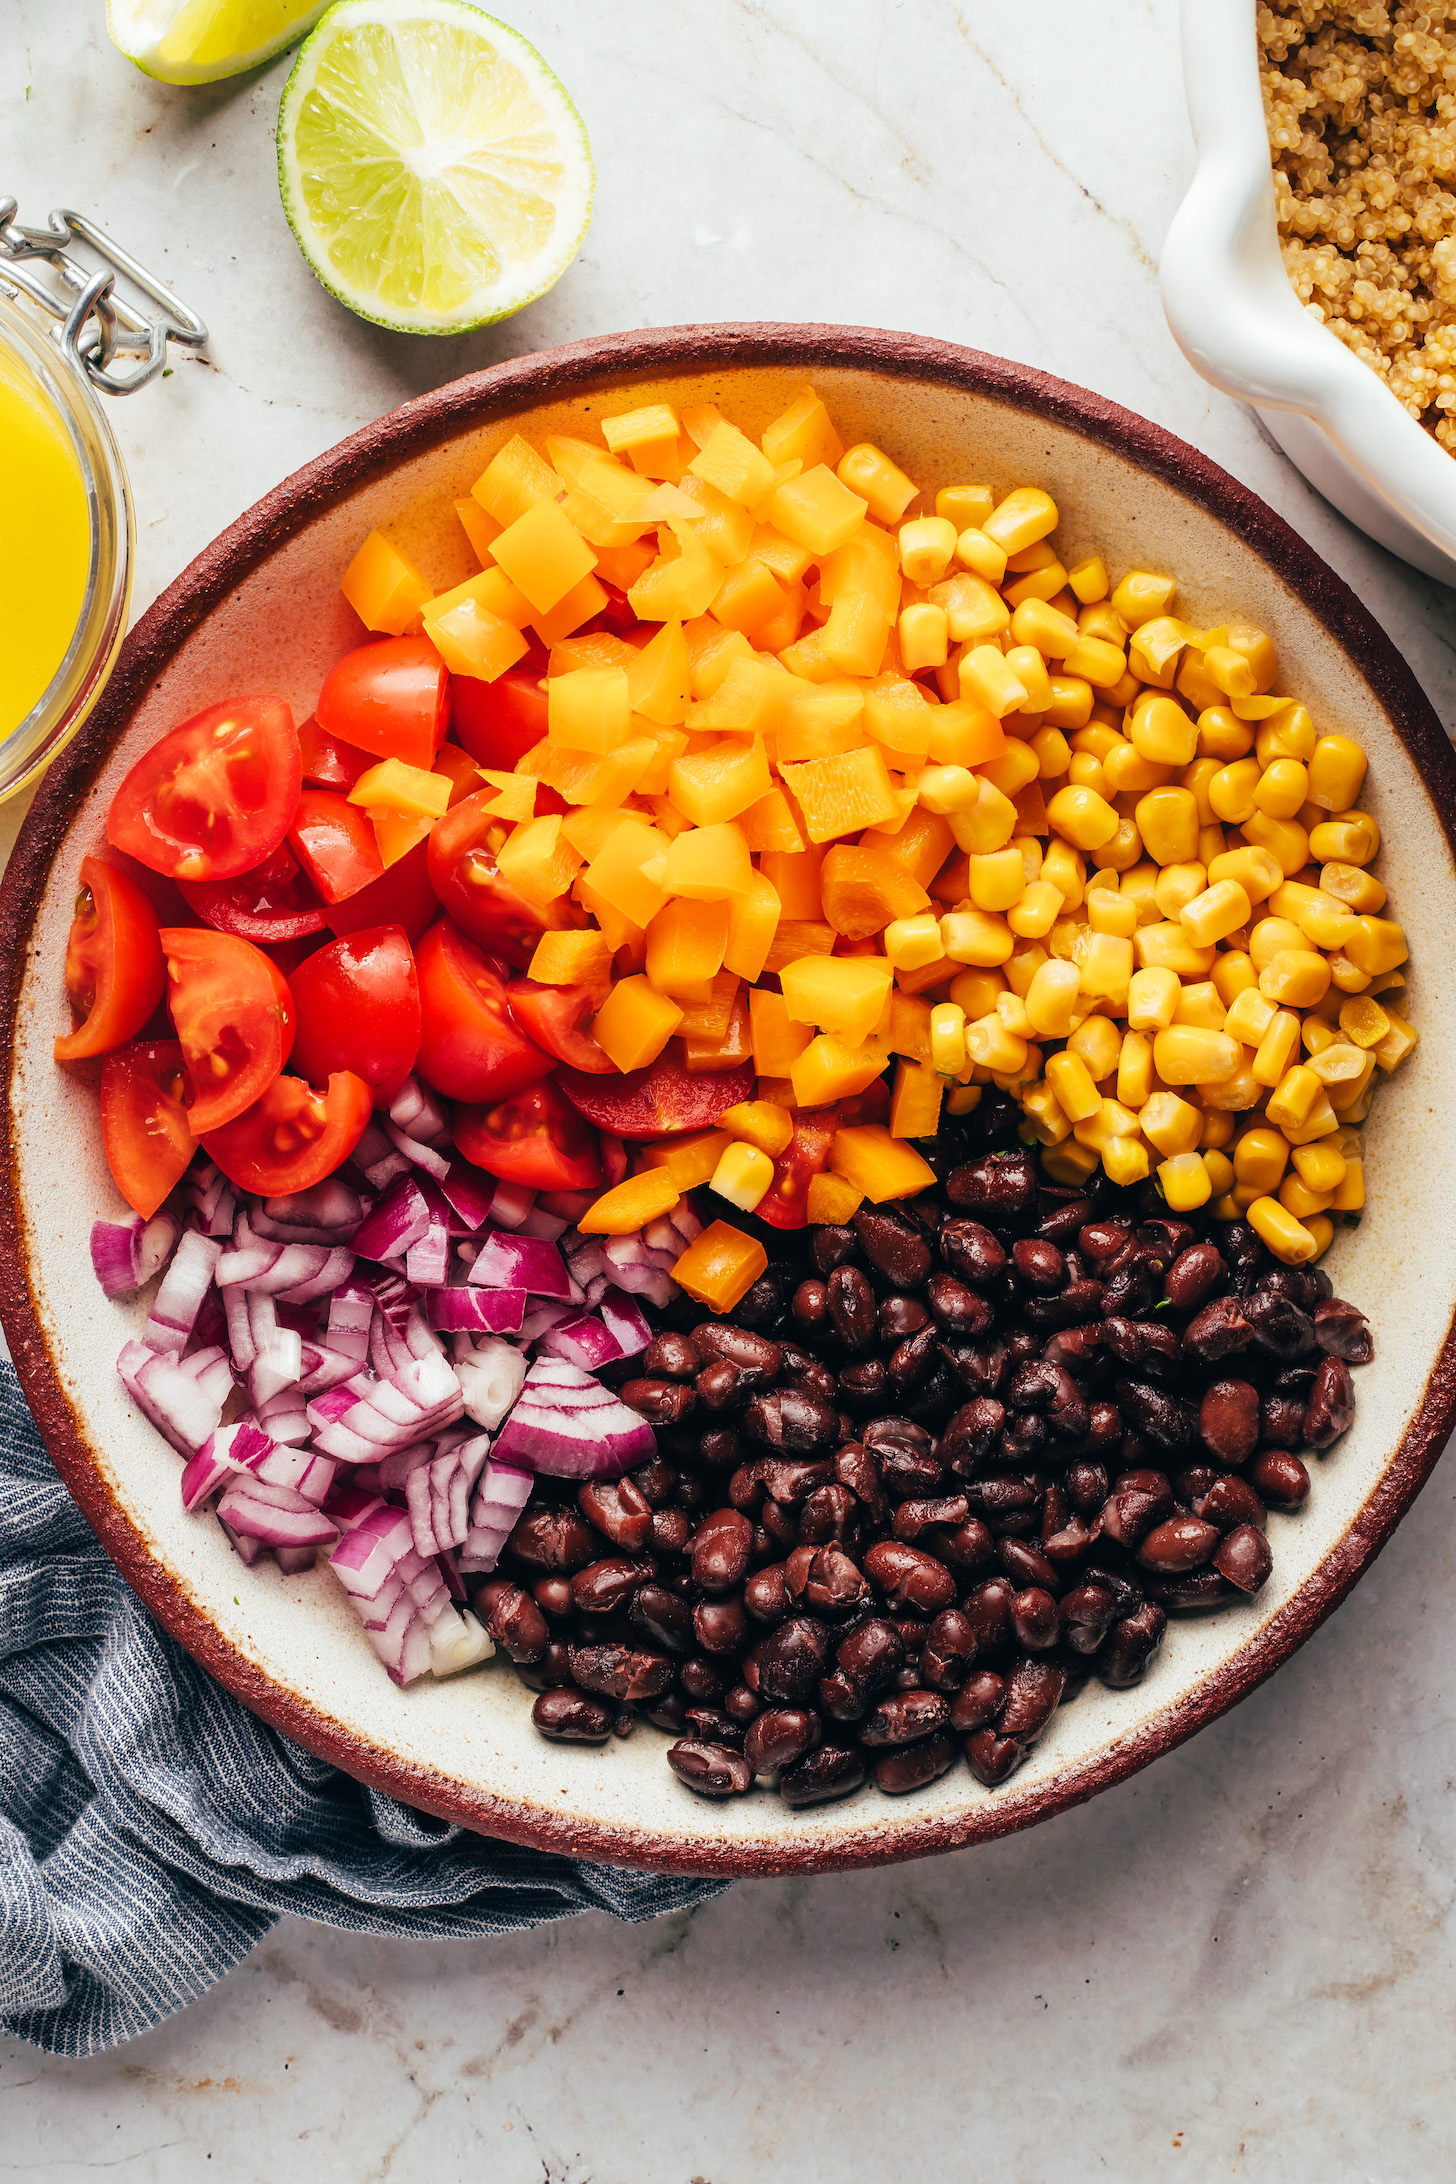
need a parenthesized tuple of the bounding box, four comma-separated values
(1258, 3, 1456, 451)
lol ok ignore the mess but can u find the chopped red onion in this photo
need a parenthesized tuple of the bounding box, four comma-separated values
(296, 1343, 360, 1396)
(353, 1119, 411, 1191)
(450, 1334, 529, 1430)
(384, 1120, 452, 1183)
(539, 1313, 623, 1373)
(220, 1519, 265, 1566)
(485, 1179, 536, 1230)
(595, 1285, 653, 1361)
(184, 1163, 236, 1238)
(427, 1286, 526, 1335)
(458, 1458, 533, 1573)
(255, 1383, 312, 1443)
(216, 1474, 339, 1549)
(388, 1077, 451, 1148)
(351, 1172, 436, 1265)
(274, 1245, 356, 1302)
(518, 1206, 570, 1242)
(177, 1345, 234, 1407)
(325, 1279, 374, 1362)
(118, 1338, 227, 1456)
(517, 1299, 576, 1344)
(468, 1231, 570, 1298)
(493, 1356, 655, 1480)
(142, 1230, 223, 1357)
(246, 1293, 304, 1406)
(427, 1607, 492, 1675)
(90, 1209, 182, 1298)
(329, 1503, 415, 1595)
(274, 1545, 318, 1575)
(252, 1178, 367, 1242)
(437, 1163, 497, 1231)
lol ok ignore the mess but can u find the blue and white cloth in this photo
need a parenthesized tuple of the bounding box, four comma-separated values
(0, 1362, 725, 2058)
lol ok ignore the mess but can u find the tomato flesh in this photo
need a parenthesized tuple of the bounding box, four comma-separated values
(177, 840, 326, 942)
(427, 789, 575, 968)
(290, 926, 421, 1105)
(201, 1071, 373, 1196)
(100, 1038, 193, 1217)
(107, 696, 301, 882)
(414, 919, 553, 1104)
(506, 979, 615, 1074)
(316, 637, 449, 770)
(287, 790, 384, 905)
(757, 1084, 893, 1230)
(55, 857, 167, 1062)
(298, 716, 373, 790)
(160, 926, 296, 1134)
(449, 666, 548, 773)
(555, 1053, 755, 1140)
(322, 835, 439, 946)
(453, 1075, 602, 1190)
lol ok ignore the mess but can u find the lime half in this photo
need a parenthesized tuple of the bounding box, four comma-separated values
(107, 0, 328, 84)
(277, 0, 594, 335)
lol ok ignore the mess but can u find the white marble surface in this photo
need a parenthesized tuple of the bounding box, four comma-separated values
(4, 1, 1456, 2176)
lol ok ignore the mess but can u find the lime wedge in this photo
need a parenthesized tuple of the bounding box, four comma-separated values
(277, 0, 594, 335)
(107, 0, 328, 84)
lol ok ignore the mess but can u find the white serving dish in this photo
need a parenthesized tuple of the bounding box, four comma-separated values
(1160, 0, 1456, 589)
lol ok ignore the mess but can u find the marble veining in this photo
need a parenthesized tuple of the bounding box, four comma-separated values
(3, 2, 1455, 2176)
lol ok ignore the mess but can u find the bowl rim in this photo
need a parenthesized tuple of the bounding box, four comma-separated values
(3, 319, 1455, 1878)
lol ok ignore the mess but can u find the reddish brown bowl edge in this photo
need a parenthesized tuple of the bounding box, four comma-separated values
(2, 320, 1454, 1880)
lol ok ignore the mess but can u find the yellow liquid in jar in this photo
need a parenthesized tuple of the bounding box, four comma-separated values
(0, 348, 91, 739)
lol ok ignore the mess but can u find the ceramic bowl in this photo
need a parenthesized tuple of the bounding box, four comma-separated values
(3, 323, 1454, 1879)
(1160, 0, 1456, 588)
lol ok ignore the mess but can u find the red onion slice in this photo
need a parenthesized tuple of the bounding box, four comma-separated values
(91, 1210, 182, 1298)
(539, 1314, 623, 1373)
(428, 1286, 526, 1335)
(458, 1458, 533, 1573)
(216, 1475, 339, 1549)
(468, 1231, 571, 1299)
(485, 1180, 536, 1231)
(118, 1339, 227, 1456)
(142, 1230, 223, 1357)
(351, 1173, 434, 1265)
(437, 1163, 497, 1232)
(451, 1334, 528, 1430)
(596, 1286, 652, 1359)
(493, 1357, 655, 1480)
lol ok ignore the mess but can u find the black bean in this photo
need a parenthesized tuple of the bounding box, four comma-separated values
(743, 1564, 791, 1625)
(810, 1224, 860, 1274)
(757, 1615, 832, 1704)
(799, 1481, 858, 1544)
(853, 1207, 933, 1288)
(792, 1278, 830, 1334)
(694, 1596, 749, 1656)
(827, 1265, 877, 1351)
(650, 1507, 693, 1557)
(880, 1293, 930, 1339)
(1010, 1586, 1062, 1650)
(1164, 1241, 1227, 1312)
(506, 1508, 599, 1573)
(693, 1323, 783, 1384)
(1196, 1475, 1266, 1532)
(874, 1732, 958, 1794)
(919, 1608, 977, 1690)
(516, 1639, 575, 1692)
(1213, 1524, 1274, 1592)
(839, 1357, 890, 1411)
(682, 1701, 741, 1747)
(578, 1477, 655, 1554)
(999, 1657, 1066, 1740)
(1314, 1298, 1374, 1363)
(939, 1219, 1009, 1288)
(1247, 1449, 1311, 1512)
(1183, 1294, 1253, 1364)
(744, 1707, 821, 1774)
(532, 1575, 575, 1619)
(1100, 1476, 1174, 1547)
(732, 1274, 788, 1333)
(1143, 1568, 1234, 1612)
(863, 1540, 957, 1615)
(486, 1583, 550, 1663)
(1060, 1581, 1118, 1654)
(694, 1360, 744, 1412)
(569, 1643, 674, 1700)
(667, 1741, 753, 1796)
(1098, 1602, 1167, 1687)
(1115, 1378, 1195, 1452)
(938, 1519, 997, 1583)
(642, 1332, 699, 1380)
(1199, 1379, 1261, 1467)
(690, 1508, 753, 1593)
(948, 1668, 1005, 1731)
(571, 1558, 653, 1616)
(1244, 1288, 1317, 1361)
(743, 1387, 841, 1454)
(892, 1493, 970, 1543)
(887, 1325, 939, 1396)
(630, 1583, 693, 1654)
(1065, 1459, 1111, 1516)
(946, 1152, 1039, 1225)
(630, 1458, 678, 1509)
(963, 1728, 1025, 1785)
(834, 1442, 888, 1523)
(1304, 1355, 1355, 1448)
(803, 1546, 872, 1617)
(1026, 1279, 1106, 1330)
(1013, 1238, 1068, 1292)
(532, 1689, 615, 1741)
(778, 1744, 866, 1806)
(1136, 1516, 1220, 1573)
(859, 1687, 950, 1746)
(875, 1443, 945, 1500)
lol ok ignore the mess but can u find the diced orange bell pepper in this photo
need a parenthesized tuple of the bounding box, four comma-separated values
(527, 929, 614, 986)
(578, 1168, 682, 1236)
(492, 500, 597, 615)
(672, 1220, 769, 1312)
(724, 869, 781, 983)
(780, 954, 894, 1042)
(592, 977, 683, 1072)
(640, 1130, 732, 1190)
(663, 823, 753, 900)
(496, 815, 581, 907)
(830, 1124, 937, 1201)
(629, 526, 726, 622)
(531, 575, 610, 648)
(761, 388, 845, 473)
(749, 987, 813, 1076)
(472, 434, 560, 525)
(721, 1099, 795, 1156)
(790, 1035, 888, 1107)
(820, 844, 931, 941)
(763, 920, 837, 975)
(683, 993, 751, 1073)
(340, 530, 433, 636)
(645, 897, 730, 1000)
(889, 1058, 944, 1140)
(628, 619, 691, 724)
(805, 1171, 865, 1225)
(761, 845, 825, 918)
(426, 599, 529, 683)
(586, 818, 672, 929)
(780, 747, 900, 842)
(877, 807, 956, 887)
(738, 787, 806, 854)
(668, 738, 773, 825)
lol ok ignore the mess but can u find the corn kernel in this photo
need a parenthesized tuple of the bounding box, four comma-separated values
(1047, 784, 1120, 852)
(1064, 634, 1128, 687)
(1029, 726, 1072, 781)
(1279, 1172, 1334, 1219)
(1327, 952, 1374, 996)
(956, 528, 1009, 585)
(1307, 735, 1368, 813)
(1127, 965, 1182, 1031)
(1178, 878, 1250, 948)
(898, 515, 957, 585)
(918, 764, 981, 816)
(1067, 1014, 1122, 1082)
(1044, 675, 1095, 730)
(1332, 1158, 1365, 1211)
(1344, 915, 1407, 977)
(940, 908, 1015, 966)
(1235, 1126, 1290, 1192)
(1309, 813, 1379, 866)
(1129, 619, 1187, 689)
(1223, 985, 1277, 1047)
(1152, 1026, 1242, 1085)
(1010, 598, 1080, 658)
(1198, 706, 1257, 761)
(1006, 879, 1065, 939)
(1258, 949, 1330, 1009)
(1153, 861, 1207, 919)
(1136, 786, 1200, 867)
(1265, 1064, 1321, 1129)
(837, 443, 918, 525)
(1292, 1141, 1346, 1192)
(1021, 1079, 1072, 1144)
(1159, 1149, 1212, 1210)
(1042, 1139, 1102, 1185)
(1243, 809, 1310, 876)
(1201, 1108, 1236, 1149)
(884, 912, 946, 971)
(1253, 757, 1310, 821)
(1249, 916, 1306, 972)
(1247, 1195, 1318, 1265)
(1007, 645, 1055, 714)
(1319, 861, 1386, 914)
(1203, 1148, 1236, 1192)
(958, 644, 1028, 718)
(1304, 1214, 1335, 1258)
(1102, 1136, 1152, 1187)
(1105, 738, 1174, 795)
(1135, 923, 1216, 978)
(1088, 889, 1139, 938)
(1252, 1008, 1301, 1088)
(930, 1001, 966, 1073)
(965, 1012, 1029, 1072)
(1079, 931, 1134, 1003)
(1129, 695, 1198, 766)
(1046, 1049, 1102, 1122)
(1067, 555, 1108, 604)
(936, 484, 994, 531)
(1208, 844, 1283, 904)
(1372, 1006, 1418, 1071)
(982, 486, 1058, 554)
(1173, 981, 1226, 1031)
(1117, 1029, 1154, 1108)
(1023, 959, 1081, 1039)
(899, 602, 949, 672)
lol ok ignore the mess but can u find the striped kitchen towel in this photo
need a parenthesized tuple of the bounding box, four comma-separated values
(0, 1362, 725, 2058)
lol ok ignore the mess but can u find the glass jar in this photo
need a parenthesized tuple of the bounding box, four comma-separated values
(0, 203, 205, 804)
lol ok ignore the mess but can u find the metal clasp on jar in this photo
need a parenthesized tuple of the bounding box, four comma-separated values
(0, 199, 207, 395)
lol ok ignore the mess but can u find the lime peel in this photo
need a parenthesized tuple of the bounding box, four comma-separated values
(277, 0, 594, 336)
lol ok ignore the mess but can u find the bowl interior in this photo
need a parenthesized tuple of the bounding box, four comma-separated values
(8, 338, 1456, 1874)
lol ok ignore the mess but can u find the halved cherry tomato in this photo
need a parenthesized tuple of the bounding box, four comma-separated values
(453, 1075, 602, 1190)
(201, 1071, 373, 1196)
(177, 840, 326, 942)
(54, 856, 167, 1061)
(415, 919, 553, 1103)
(287, 790, 384, 905)
(323, 835, 439, 946)
(756, 1084, 893, 1230)
(506, 979, 615, 1074)
(427, 789, 576, 968)
(107, 696, 301, 882)
(298, 716, 373, 790)
(159, 926, 295, 1133)
(450, 664, 547, 772)
(100, 1038, 193, 1217)
(290, 926, 420, 1104)
(555, 1052, 755, 1140)
(316, 637, 449, 769)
